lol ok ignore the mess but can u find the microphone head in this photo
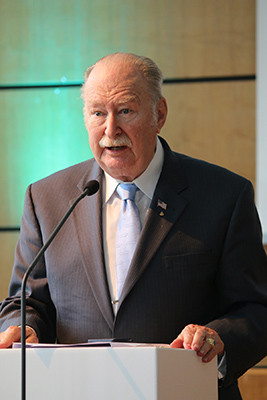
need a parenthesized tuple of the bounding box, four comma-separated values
(83, 180, 100, 196)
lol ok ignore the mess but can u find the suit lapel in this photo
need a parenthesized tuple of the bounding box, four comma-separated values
(119, 138, 189, 305)
(71, 165, 114, 330)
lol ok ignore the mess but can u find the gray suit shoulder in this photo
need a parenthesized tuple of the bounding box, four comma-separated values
(160, 136, 250, 191)
(31, 159, 97, 188)
(176, 152, 251, 188)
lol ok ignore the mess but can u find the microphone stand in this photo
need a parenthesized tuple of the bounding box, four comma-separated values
(21, 180, 99, 400)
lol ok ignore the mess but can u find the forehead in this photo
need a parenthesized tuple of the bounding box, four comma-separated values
(84, 59, 148, 104)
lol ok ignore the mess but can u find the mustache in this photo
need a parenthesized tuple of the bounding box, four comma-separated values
(99, 134, 132, 148)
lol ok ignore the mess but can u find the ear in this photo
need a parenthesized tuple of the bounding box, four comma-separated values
(156, 97, 168, 133)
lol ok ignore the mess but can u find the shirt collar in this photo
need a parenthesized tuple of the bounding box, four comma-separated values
(103, 136, 164, 204)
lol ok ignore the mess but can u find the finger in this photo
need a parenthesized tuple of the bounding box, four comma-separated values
(0, 326, 22, 349)
(170, 325, 224, 363)
(191, 326, 218, 353)
(25, 327, 39, 343)
(197, 334, 224, 362)
(170, 324, 199, 349)
(170, 336, 184, 348)
(191, 327, 208, 352)
(201, 345, 218, 363)
(181, 324, 206, 349)
(197, 335, 216, 356)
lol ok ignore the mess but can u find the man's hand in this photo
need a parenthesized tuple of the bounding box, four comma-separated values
(0, 326, 39, 349)
(170, 324, 224, 363)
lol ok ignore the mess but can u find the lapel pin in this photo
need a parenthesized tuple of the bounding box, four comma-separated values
(159, 211, 165, 217)
(158, 199, 167, 210)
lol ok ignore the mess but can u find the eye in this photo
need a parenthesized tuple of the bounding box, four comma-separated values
(94, 111, 103, 117)
(121, 108, 130, 114)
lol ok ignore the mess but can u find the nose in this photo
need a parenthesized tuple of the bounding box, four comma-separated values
(104, 113, 121, 138)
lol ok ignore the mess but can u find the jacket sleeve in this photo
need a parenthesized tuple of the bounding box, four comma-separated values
(0, 184, 56, 343)
(207, 180, 267, 387)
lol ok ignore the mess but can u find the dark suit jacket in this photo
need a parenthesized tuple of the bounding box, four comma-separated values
(1, 137, 267, 399)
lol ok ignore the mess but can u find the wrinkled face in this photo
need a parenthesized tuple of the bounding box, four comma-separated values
(83, 56, 167, 181)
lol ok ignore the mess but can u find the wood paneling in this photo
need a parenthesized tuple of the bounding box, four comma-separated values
(0, 0, 255, 84)
(239, 368, 267, 400)
(162, 81, 255, 186)
(0, 79, 255, 227)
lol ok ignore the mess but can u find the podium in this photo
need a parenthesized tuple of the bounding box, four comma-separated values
(0, 347, 218, 399)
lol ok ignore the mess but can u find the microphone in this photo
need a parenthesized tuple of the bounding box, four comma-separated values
(20, 180, 99, 400)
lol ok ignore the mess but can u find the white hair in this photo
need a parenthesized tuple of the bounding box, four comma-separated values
(81, 52, 164, 105)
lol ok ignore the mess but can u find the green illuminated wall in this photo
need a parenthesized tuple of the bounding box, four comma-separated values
(0, 0, 255, 298)
(0, 87, 90, 225)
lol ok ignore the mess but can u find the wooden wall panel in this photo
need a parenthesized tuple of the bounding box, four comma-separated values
(0, 0, 255, 84)
(0, 80, 255, 227)
(162, 81, 255, 186)
(239, 368, 267, 400)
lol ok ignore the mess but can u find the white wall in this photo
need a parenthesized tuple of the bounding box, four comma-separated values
(256, 0, 267, 244)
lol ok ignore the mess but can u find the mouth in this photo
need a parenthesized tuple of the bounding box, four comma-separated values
(106, 145, 127, 151)
(99, 134, 132, 151)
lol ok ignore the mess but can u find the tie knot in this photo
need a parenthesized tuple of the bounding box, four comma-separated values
(117, 183, 138, 202)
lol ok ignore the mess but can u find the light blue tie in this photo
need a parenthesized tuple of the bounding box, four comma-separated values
(116, 183, 142, 299)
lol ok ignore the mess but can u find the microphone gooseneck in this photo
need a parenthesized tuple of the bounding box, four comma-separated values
(21, 180, 99, 400)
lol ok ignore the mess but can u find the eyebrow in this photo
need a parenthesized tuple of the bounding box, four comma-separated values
(116, 94, 141, 105)
(86, 93, 141, 107)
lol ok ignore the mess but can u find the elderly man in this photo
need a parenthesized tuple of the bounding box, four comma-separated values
(1, 53, 267, 399)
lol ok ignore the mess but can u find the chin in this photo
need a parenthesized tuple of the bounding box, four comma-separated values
(105, 167, 134, 182)
(103, 161, 133, 178)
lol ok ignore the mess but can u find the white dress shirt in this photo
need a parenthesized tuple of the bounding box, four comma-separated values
(102, 137, 164, 313)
